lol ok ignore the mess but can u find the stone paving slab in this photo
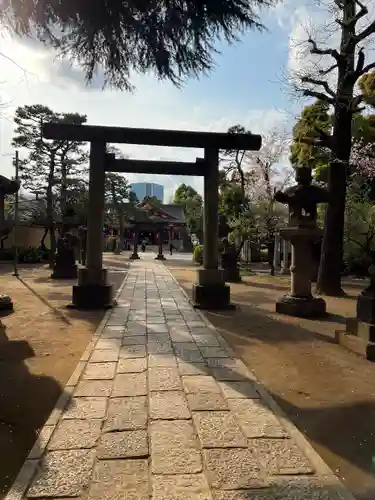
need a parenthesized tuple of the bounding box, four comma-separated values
(6, 258, 356, 500)
(97, 429, 148, 459)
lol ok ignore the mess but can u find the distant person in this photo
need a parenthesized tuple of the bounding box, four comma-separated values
(169, 242, 174, 255)
(141, 239, 147, 252)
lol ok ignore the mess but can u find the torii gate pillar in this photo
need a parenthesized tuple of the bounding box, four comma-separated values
(192, 148, 232, 309)
(71, 141, 113, 309)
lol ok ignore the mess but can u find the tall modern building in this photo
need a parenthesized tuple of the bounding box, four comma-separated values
(130, 182, 164, 203)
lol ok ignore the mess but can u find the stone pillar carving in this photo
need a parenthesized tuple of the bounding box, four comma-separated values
(281, 239, 290, 275)
(192, 148, 232, 309)
(273, 232, 281, 271)
(72, 142, 113, 309)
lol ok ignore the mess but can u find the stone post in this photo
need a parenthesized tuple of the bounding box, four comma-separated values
(192, 148, 232, 309)
(155, 226, 166, 260)
(273, 232, 281, 271)
(281, 239, 290, 275)
(72, 141, 113, 309)
(130, 227, 140, 259)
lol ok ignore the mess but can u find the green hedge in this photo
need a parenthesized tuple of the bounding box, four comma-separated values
(0, 246, 49, 263)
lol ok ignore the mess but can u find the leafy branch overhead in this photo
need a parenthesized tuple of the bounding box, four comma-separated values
(2, 0, 276, 90)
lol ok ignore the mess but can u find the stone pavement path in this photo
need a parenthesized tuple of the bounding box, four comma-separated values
(7, 259, 355, 500)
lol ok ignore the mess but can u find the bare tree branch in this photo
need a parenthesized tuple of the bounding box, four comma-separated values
(318, 63, 338, 75)
(351, 94, 364, 109)
(314, 126, 332, 142)
(355, 20, 375, 43)
(308, 38, 341, 61)
(302, 88, 335, 104)
(301, 76, 336, 97)
(363, 61, 375, 73)
(352, 106, 366, 114)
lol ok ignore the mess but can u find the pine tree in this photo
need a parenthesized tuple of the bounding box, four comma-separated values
(12, 105, 87, 260)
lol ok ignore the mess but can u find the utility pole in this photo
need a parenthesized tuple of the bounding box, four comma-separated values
(12, 150, 20, 277)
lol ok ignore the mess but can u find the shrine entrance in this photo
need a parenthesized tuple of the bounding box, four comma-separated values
(42, 123, 261, 310)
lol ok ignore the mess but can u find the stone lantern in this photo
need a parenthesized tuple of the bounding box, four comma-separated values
(273, 167, 329, 318)
(51, 207, 79, 279)
(0, 175, 21, 311)
(220, 237, 241, 282)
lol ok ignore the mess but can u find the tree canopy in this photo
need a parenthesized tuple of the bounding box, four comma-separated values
(173, 184, 203, 239)
(3, 0, 274, 89)
(290, 100, 331, 177)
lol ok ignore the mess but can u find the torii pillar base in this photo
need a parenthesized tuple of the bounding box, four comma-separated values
(69, 268, 114, 310)
(192, 269, 235, 310)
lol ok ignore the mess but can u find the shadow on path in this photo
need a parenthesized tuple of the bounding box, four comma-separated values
(0, 333, 65, 498)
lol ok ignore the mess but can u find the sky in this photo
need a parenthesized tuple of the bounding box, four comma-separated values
(0, 0, 373, 202)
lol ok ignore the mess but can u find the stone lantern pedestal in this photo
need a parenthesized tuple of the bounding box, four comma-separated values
(335, 265, 375, 361)
(113, 237, 122, 254)
(276, 226, 326, 318)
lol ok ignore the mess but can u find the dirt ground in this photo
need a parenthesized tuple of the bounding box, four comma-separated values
(167, 261, 375, 500)
(0, 256, 126, 499)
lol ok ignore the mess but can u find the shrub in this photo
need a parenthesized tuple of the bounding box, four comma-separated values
(0, 248, 15, 261)
(193, 244, 203, 264)
(343, 250, 374, 277)
(19, 247, 42, 263)
(0, 246, 51, 263)
(38, 247, 50, 261)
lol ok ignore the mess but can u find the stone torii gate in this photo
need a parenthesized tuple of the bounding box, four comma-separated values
(42, 123, 261, 310)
